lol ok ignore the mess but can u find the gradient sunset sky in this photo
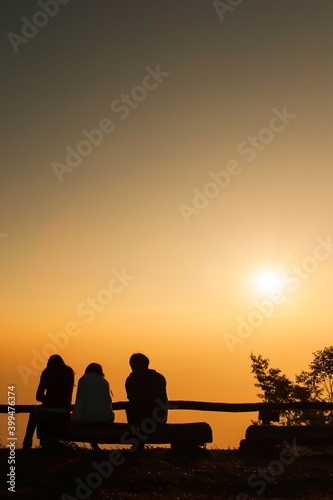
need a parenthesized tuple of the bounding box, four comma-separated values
(1, 0, 333, 448)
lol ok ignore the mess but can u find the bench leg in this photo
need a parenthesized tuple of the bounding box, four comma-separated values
(90, 442, 102, 451)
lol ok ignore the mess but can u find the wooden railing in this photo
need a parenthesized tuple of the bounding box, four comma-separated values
(1, 401, 333, 425)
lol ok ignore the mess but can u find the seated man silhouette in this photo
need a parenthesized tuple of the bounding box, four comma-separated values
(125, 353, 168, 438)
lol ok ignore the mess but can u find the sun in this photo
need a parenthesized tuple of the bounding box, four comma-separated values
(255, 271, 283, 294)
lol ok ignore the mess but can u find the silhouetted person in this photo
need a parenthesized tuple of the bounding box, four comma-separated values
(72, 363, 114, 424)
(23, 354, 74, 449)
(72, 362, 114, 450)
(125, 353, 168, 429)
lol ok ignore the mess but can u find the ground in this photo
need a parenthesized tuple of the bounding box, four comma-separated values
(1, 445, 333, 499)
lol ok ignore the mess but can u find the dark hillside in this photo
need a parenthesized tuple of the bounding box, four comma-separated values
(1, 446, 333, 499)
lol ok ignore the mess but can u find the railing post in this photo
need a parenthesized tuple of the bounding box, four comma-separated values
(259, 408, 280, 425)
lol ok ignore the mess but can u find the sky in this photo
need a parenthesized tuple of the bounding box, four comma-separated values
(1, 0, 333, 449)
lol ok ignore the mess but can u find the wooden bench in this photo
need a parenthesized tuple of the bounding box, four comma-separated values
(2, 400, 333, 451)
(39, 420, 213, 449)
(240, 424, 333, 454)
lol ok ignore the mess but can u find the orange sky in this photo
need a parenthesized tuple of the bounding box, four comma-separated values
(1, 1, 333, 449)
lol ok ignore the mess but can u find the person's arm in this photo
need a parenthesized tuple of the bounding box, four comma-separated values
(106, 381, 112, 405)
(36, 372, 46, 402)
(72, 378, 85, 421)
(65, 370, 75, 411)
(162, 375, 168, 402)
(156, 373, 168, 419)
(125, 376, 132, 400)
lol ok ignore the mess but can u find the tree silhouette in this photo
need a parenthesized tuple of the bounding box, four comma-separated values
(250, 347, 333, 425)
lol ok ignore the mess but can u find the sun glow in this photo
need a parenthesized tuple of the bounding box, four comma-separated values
(255, 271, 283, 294)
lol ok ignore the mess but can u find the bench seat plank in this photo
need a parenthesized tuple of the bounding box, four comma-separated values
(241, 425, 333, 451)
(45, 421, 213, 446)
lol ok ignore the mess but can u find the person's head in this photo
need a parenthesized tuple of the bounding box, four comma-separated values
(129, 353, 149, 372)
(45, 354, 72, 379)
(47, 354, 65, 371)
(85, 363, 104, 377)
